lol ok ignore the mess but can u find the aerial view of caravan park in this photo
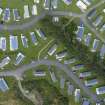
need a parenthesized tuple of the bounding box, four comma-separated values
(1, 0, 105, 105)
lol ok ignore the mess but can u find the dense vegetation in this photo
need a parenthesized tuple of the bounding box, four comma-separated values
(38, 16, 105, 80)
(22, 79, 69, 105)
(0, 77, 33, 105)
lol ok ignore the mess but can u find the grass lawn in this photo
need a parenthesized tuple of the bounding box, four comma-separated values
(57, 0, 81, 13)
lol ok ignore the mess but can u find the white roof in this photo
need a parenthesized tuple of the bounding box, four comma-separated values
(34, 0, 40, 3)
(32, 5, 37, 15)
(24, 5, 30, 19)
(75, 89, 80, 96)
(76, 0, 87, 12)
(64, 58, 76, 65)
(50, 71, 57, 83)
(56, 51, 67, 59)
(0, 57, 11, 68)
(0, 8, 3, 15)
(74, 89, 80, 102)
(103, 9, 105, 13)
(48, 44, 57, 56)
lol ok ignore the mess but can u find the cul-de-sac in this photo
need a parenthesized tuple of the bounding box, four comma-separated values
(0, 0, 105, 105)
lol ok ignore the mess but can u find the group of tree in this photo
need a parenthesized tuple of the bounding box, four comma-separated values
(39, 16, 105, 80)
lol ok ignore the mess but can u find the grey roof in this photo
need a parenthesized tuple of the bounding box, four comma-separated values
(79, 72, 91, 78)
(87, 9, 96, 19)
(72, 64, 84, 71)
(30, 32, 38, 45)
(84, 33, 91, 46)
(3, 8, 10, 22)
(67, 83, 74, 95)
(51, 0, 58, 9)
(21, 35, 28, 48)
(77, 27, 84, 38)
(76, 26, 84, 41)
(100, 44, 105, 58)
(62, 0, 72, 5)
(60, 77, 65, 89)
(82, 100, 90, 105)
(91, 39, 99, 52)
(96, 86, 105, 95)
(44, 0, 51, 9)
(0, 78, 9, 92)
(36, 29, 47, 40)
(93, 16, 103, 27)
(0, 37, 6, 51)
(13, 9, 20, 21)
(100, 24, 105, 32)
(34, 70, 46, 76)
(64, 58, 76, 65)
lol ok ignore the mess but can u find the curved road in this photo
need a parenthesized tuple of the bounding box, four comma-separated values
(0, 1, 104, 44)
(0, 10, 47, 31)
(0, 59, 99, 103)
(0, 11, 81, 31)
(0, 1, 104, 103)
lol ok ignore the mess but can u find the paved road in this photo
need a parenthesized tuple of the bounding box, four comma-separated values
(47, 11, 81, 18)
(0, 10, 81, 31)
(18, 80, 39, 105)
(0, 59, 99, 102)
(0, 10, 47, 31)
(0, 1, 104, 103)
(0, 1, 104, 44)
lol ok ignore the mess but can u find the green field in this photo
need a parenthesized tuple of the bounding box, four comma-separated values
(57, 0, 81, 13)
